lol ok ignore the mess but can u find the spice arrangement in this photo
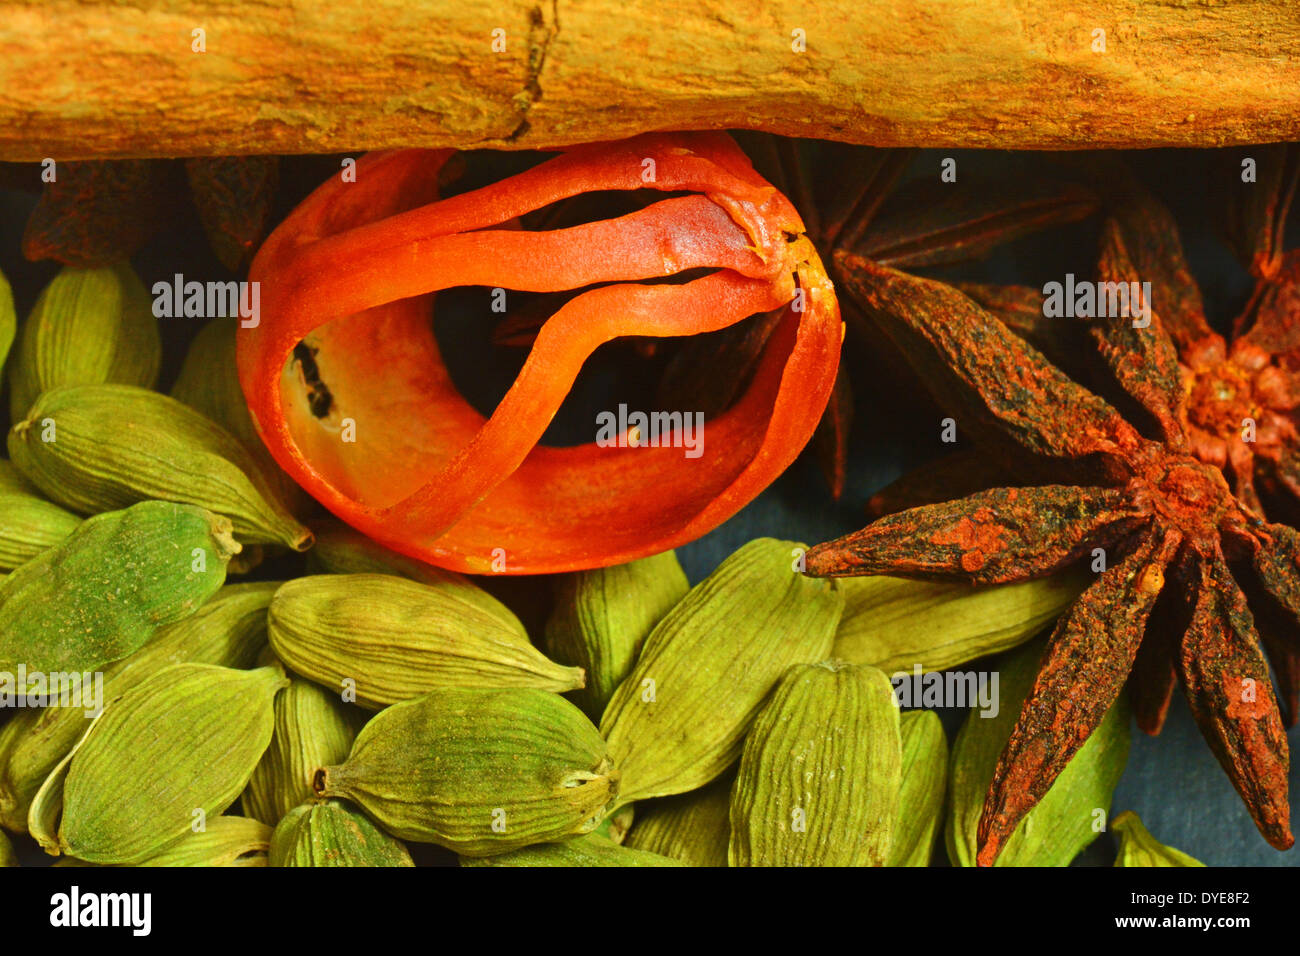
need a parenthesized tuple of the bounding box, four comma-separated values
(0, 133, 1296, 869)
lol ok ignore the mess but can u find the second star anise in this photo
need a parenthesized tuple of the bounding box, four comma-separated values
(805, 254, 1300, 865)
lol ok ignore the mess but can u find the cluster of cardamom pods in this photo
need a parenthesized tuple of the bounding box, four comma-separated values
(0, 263, 1202, 867)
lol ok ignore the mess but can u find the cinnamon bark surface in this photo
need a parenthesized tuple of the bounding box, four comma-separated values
(1, 0, 1297, 159)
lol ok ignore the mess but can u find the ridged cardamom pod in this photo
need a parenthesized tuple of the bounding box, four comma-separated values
(8, 384, 312, 551)
(601, 539, 843, 804)
(545, 551, 690, 722)
(888, 710, 948, 867)
(59, 816, 274, 868)
(269, 574, 582, 708)
(833, 570, 1087, 674)
(0, 501, 239, 677)
(591, 804, 635, 844)
(0, 460, 81, 571)
(946, 638, 1131, 867)
(623, 772, 733, 867)
(244, 678, 361, 826)
(462, 832, 684, 867)
(307, 519, 510, 603)
(315, 687, 618, 856)
(0, 267, 14, 400)
(1112, 811, 1204, 867)
(0, 581, 274, 831)
(728, 661, 902, 867)
(56, 663, 286, 864)
(269, 799, 413, 867)
(171, 318, 308, 516)
(0, 826, 15, 867)
(8, 264, 161, 423)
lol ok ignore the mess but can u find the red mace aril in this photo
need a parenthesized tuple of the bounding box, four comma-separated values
(237, 133, 841, 574)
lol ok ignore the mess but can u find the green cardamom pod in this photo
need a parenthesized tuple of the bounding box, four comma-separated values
(8, 383, 312, 551)
(8, 264, 161, 424)
(946, 638, 1131, 867)
(171, 318, 308, 516)
(0, 826, 15, 866)
(0, 267, 14, 400)
(545, 551, 690, 722)
(0, 460, 82, 572)
(462, 831, 684, 867)
(244, 678, 361, 826)
(57, 816, 273, 868)
(888, 710, 948, 867)
(134, 815, 272, 867)
(623, 772, 733, 867)
(307, 519, 506, 602)
(833, 570, 1086, 674)
(57, 663, 287, 864)
(269, 799, 413, 867)
(0, 581, 274, 832)
(601, 539, 843, 804)
(729, 661, 901, 866)
(591, 804, 635, 844)
(0, 501, 239, 678)
(0, 712, 34, 833)
(1112, 811, 1204, 867)
(269, 574, 582, 708)
(315, 687, 618, 856)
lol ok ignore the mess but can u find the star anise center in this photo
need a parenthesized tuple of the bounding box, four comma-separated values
(1131, 449, 1237, 548)
(1185, 358, 1264, 441)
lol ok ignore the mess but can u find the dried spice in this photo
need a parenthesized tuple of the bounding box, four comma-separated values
(171, 318, 310, 518)
(0, 460, 82, 571)
(59, 816, 274, 868)
(461, 831, 684, 868)
(0, 501, 239, 678)
(543, 550, 690, 721)
(236, 133, 842, 574)
(808, 257, 1299, 863)
(269, 799, 413, 868)
(185, 157, 280, 273)
(55, 663, 286, 864)
(622, 773, 733, 867)
(832, 570, 1086, 674)
(0, 268, 14, 393)
(889, 710, 948, 867)
(0, 582, 273, 832)
(10, 384, 313, 551)
(727, 661, 902, 867)
(1111, 810, 1205, 867)
(658, 138, 1097, 498)
(600, 538, 842, 805)
(314, 687, 618, 856)
(268, 573, 582, 706)
(244, 679, 361, 827)
(8, 264, 161, 424)
(946, 639, 1129, 867)
(22, 160, 184, 268)
(21, 157, 278, 272)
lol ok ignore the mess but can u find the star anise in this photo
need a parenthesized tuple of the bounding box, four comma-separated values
(804, 254, 1300, 864)
(20, 156, 279, 273)
(959, 161, 1300, 726)
(657, 137, 1097, 498)
(1215, 144, 1300, 513)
